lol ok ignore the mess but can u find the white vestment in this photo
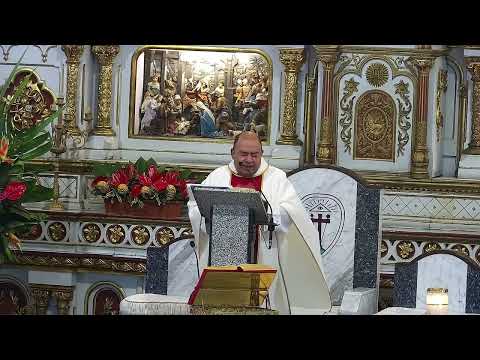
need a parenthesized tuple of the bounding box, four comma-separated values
(187, 158, 332, 314)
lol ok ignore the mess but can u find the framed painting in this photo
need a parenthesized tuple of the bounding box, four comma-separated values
(129, 46, 272, 143)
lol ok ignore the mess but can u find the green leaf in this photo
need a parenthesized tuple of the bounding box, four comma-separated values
(14, 132, 51, 155)
(10, 109, 58, 152)
(146, 157, 158, 169)
(179, 169, 192, 180)
(0, 47, 29, 101)
(92, 163, 121, 177)
(18, 141, 52, 161)
(22, 180, 53, 203)
(135, 157, 148, 174)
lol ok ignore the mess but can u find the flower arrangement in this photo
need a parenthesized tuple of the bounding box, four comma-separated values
(91, 157, 192, 208)
(0, 55, 58, 263)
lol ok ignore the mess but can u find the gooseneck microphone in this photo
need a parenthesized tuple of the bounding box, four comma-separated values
(190, 240, 200, 278)
(259, 190, 277, 249)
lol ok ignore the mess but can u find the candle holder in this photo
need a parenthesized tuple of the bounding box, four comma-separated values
(49, 97, 66, 211)
(426, 288, 448, 315)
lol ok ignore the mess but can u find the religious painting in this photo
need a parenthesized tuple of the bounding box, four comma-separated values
(85, 282, 125, 315)
(353, 90, 396, 161)
(129, 46, 272, 142)
(0, 281, 29, 315)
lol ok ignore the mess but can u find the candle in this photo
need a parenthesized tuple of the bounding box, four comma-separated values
(426, 288, 448, 315)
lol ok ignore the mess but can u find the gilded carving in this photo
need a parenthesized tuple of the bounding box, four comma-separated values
(335, 54, 364, 75)
(465, 58, 480, 154)
(339, 77, 359, 153)
(380, 240, 388, 257)
(396, 241, 415, 259)
(4, 70, 56, 131)
(394, 80, 412, 156)
(366, 63, 389, 87)
(423, 242, 441, 253)
(48, 222, 67, 242)
(435, 70, 448, 142)
(61, 45, 84, 136)
(278, 48, 305, 144)
(107, 225, 125, 244)
(354, 90, 396, 161)
(452, 244, 469, 257)
(156, 227, 175, 246)
(83, 224, 101, 243)
(52, 288, 73, 315)
(476, 248, 480, 264)
(132, 225, 150, 245)
(91, 45, 120, 136)
(30, 286, 50, 315)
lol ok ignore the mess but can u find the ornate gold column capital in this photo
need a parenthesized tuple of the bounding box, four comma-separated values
(466, 57, 480, 81)
(92, 45, 120, 65)
(30, 285, 51, 315)
(410, 56, 434, 72)
(91, 45, 120, 137)
(279, 48, 305, 72)
(52, 287, 74, 315)
(61, 45, 84, 63)
(277, 48, 305, 145)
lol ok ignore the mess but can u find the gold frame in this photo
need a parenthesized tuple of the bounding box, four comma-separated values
(333, 55, 417, 165)
(128, 45, 273, 144)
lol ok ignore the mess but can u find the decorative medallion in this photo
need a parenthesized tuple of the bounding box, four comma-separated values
(380, 240, 388, 258)
(82, 224, 101, 243)
(15, 224, 42, 240)
(106, 225, 125, 244)
(4, 69, 56, 131)
(451, 244, 469, 257)
(131, 226, 150, 246)
(366, 63, 389, 87)
(423, 242, 441, 253)
(396, 241, 415, 259)
(48, 222, 67, 242)
(156, 227, 175, 246)
(300, 193, 345, 256)
(354, 90, 396, 161)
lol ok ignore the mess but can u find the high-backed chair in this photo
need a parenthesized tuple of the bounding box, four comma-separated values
(288, 165, 382, 314)
(393, 249, 480, 314)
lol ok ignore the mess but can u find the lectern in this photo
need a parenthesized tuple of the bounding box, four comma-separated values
(190, 185, 269, 266)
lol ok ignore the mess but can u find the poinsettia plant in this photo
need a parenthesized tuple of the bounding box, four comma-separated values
(91, 157, 193, 208)
(0, 52, 59, 263)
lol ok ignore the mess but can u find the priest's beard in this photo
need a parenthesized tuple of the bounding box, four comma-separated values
(237, 161, 259, 177)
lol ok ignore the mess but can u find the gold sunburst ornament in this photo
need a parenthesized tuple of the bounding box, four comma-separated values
(366, 63, 389, 87)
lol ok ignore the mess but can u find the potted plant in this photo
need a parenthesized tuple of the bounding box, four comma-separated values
(0, 55, 58, 263)
(91, 157, 193, 219)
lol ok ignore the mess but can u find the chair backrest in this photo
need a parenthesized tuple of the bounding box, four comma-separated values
(145, 236, 198, 297)
(288, 165, 381, 305)
(394, 250, 480, 313)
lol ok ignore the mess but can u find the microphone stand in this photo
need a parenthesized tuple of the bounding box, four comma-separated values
(259, 190, 277, 249)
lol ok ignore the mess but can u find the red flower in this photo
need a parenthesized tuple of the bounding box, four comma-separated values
(110, 168, 131, 188)
(0, 181, 27, 202)
(152, 178, 168, 192)
(138, 175, 152, 186)
(125, 163, 137, 179)
(0, 137, 11, 163)
(163, 171, 181, 186)
(92, 176, 109, 187)
(131, 184, 142, 198)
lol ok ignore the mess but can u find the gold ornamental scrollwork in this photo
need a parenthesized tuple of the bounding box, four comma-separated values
(339, 77, 359, 153)
(452, 244, 470, 257)
(61, 45, 84, 137)
(465, 57, 480, 154)
(277, 48, 305, 145)
(335, 54, 365, 75)
(366, 63, 389, 87)
(48, 222, 67, 242)
(354, 90, 396, 161)
(380, 240, 388, 258)
(132, 225, 150, 245)
(52, 287, 74, 315)
(394, 80, 412, 157)
(30, 286, 51, 315)
(83, 223, 101, 243)
(435, 70, 448, 142)
(91, 45, 120, 137)
(423, 242, 441, 253)
(156, 227, 175, 246)
(107, 225, 125, 244)
(396, 241, 415, 259)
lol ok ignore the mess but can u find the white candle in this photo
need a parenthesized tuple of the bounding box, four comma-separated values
(426, 288, 448, 315)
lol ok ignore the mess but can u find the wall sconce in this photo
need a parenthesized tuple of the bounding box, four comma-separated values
(426, 288, 448, 315)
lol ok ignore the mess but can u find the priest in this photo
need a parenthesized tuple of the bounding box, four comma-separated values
(187, 131, 331, 314)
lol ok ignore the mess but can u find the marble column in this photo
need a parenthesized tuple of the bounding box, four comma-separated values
(277, 48, 305, 145)
(314, 46, 339, 165)
(410, 56, 434, 179)
(61, 45, 84, 136)
(91, 45, 120, 136)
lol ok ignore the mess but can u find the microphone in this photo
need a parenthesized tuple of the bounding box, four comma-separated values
(190, 240, 200, 278)
(259, 190, 277, 249)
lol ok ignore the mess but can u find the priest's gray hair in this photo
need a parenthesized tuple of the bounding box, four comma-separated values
(232, 131, 263, 152)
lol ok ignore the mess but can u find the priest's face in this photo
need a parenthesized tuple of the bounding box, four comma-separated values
(231, 135, 263, 177)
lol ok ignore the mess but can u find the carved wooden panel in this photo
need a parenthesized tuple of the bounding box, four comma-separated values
(354, 90, 396, 161)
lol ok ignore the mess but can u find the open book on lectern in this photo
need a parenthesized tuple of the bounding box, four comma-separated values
(187, 184, 269, 224)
